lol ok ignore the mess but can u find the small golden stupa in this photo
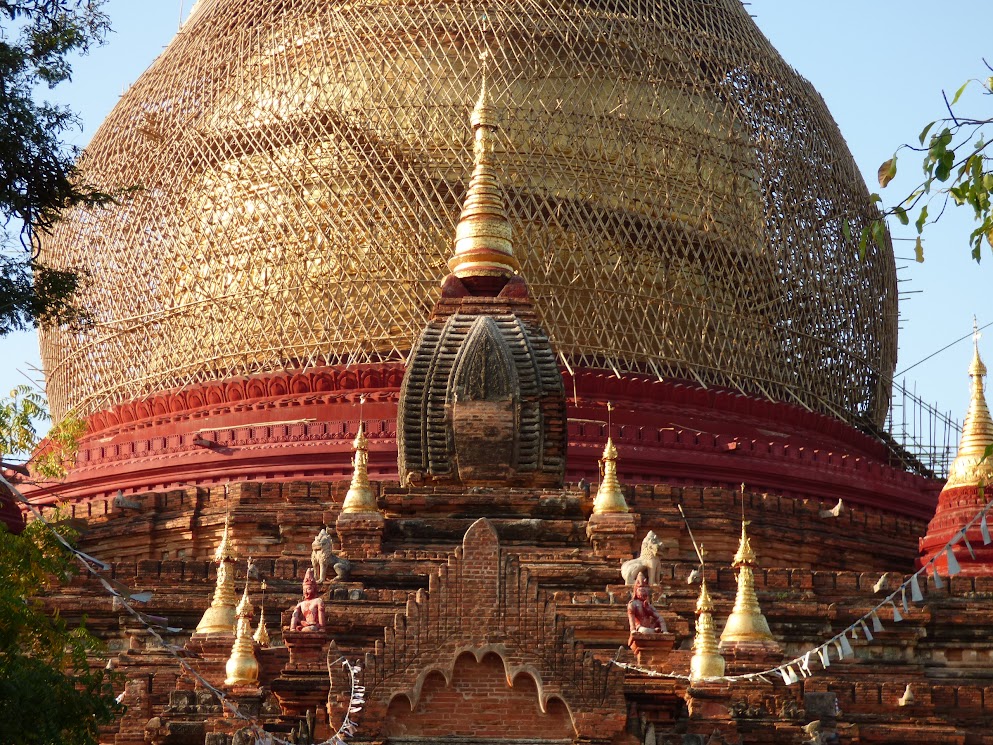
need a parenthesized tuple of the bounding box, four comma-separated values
(341, 422, 380, 514)
(224, 577, 259, 687)
(689, 552, 725, 681)
(944, 322, 993, 490)
(252, 580, 270, 648)
(719, 515, 777, 650)
(194, 514, 238, 635)
(593, 437, 630, 514)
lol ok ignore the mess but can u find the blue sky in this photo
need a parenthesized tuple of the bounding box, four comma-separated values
(2, 0, 988, 448)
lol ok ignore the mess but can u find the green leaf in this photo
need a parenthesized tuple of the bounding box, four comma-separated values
(915, 205, 928, 234)
(935, 152, 954, 182)
(870, 220, 888, 255)
(842, 219, 852, 244)
(914, 236, 924, 263)
(858, 227, 869, 260)
(894, 207, 909, 226)
(878, 157, 897, 188)
(918, 121, 936, 146)
(869, 192, 882, 204)
(951, 80, 970, 105)
(929, 128, 953, 161)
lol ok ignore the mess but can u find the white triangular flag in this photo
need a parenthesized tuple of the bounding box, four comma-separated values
(891, 601, 903, 623)
(946, 548, 962, 576)
(901, 587, 909, 615)
(981, 514, 991, 545)
(833, 639, 845, 659)
(801, 651, 812, 674)
(860, 619, 873, 642)
(780, 667, 792, 685)
(910, 573, 924, 602)
(840, 633, 854, 658)
(871, 611, 884, 633)
(932, 565, 944, 589)
(817, 645, 831, 668)
(963, 534, 976, 559)
(98, 577, 122, 598)
(787, 666, 799, 684)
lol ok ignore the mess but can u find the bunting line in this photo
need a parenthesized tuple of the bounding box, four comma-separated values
(611, 492, 993, 684)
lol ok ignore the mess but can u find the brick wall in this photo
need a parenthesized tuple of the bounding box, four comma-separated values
(383, 652, 574, 740)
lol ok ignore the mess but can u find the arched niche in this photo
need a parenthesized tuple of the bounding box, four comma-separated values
(384, 650, 574, 742)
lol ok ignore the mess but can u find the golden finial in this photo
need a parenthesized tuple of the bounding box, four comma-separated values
(689, 563, 725, 681)
(224, 563, 259, 687)
(214, 513, 235, 563)
(720, 505, 775, 647)
(235, 578, 254, 617)
(732, 520, 756, 566)
(252, 579, 270, 648)
(448, 52, 520, 280)
(695, 576, 715, 614)
(195, 513, 238, 636)
(593, 434, 629, 513)
(341, 420, 380, 514)
(944, 318, 993, 489)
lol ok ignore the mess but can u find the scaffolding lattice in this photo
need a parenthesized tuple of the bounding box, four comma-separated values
(40, 0, 897, 430)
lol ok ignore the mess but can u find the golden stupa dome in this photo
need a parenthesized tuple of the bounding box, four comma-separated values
(39, 0, 896, 425)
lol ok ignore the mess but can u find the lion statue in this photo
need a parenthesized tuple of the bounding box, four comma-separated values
(311, 528, 352, 583)
(621, 531, 664, 585)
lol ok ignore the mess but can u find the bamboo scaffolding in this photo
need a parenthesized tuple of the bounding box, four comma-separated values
(40, 0, 897, 431)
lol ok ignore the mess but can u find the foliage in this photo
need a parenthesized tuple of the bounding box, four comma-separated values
(866, 65, 993, 263)
(0, 380, 116, 743)
(0, 384, 83, 478)
(0, 384, 47, 456)
(0, 0, 114, 335)
(0, 515, 122, 744)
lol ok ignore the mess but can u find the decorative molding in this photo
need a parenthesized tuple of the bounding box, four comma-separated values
(358, 518, 625, 740)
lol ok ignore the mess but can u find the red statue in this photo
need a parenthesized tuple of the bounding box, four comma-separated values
(290, 568, 326, 632)
(627, 571, 666, 634)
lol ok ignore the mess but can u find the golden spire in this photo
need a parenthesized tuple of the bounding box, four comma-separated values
(448, 55, 520, 280)
(945, 319, 993, 489)
(341, 422, 380, 513)
(690, 569, 725, 681)
(224, 572, 260, 687)
(214, 513, 235, 563)
(195, 514, 238, 636)
(252, 580, 270, 648)
(719, 518, 775, 646)
(593, 437, 630, 513)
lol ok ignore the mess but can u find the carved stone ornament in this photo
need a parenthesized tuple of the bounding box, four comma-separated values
(352, 518, 626, 741)
(310, 528, 351, 583)
(621, 531, 664, 585)
(289, 568, 326, 632)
